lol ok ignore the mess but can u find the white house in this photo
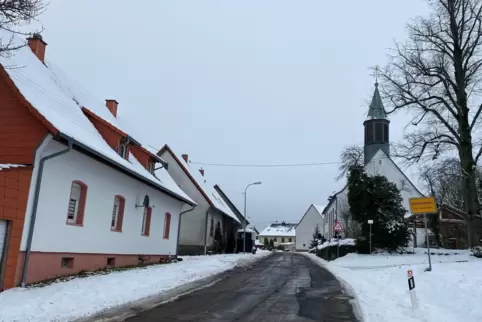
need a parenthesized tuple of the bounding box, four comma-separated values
(0, 33, 196, 290)
(323, 82, 425, 244)
(295, 204, 325, 251)
(258, 222, 296, 247)
(157, 146, 241, 255)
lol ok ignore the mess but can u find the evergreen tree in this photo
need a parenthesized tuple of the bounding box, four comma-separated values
(309, 225, 321, 249)
(347, 165, 410, 252)
(264, 238, 269, 248)
(269, 239, 274, 249)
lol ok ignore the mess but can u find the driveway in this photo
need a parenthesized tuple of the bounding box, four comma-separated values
(123, 252, 358, 321)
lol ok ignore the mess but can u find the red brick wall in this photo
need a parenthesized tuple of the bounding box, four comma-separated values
(17, 251, 173, 285)
(0, 167, 32, 290)
(0, 74, 48, 165)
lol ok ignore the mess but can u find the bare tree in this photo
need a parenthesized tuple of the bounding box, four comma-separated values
(336, 145, 364, 181)
(378, 0, 482, 246)
(0, 0, 45, 55)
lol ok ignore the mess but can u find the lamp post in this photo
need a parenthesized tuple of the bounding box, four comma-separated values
(244, 181, 262, 253)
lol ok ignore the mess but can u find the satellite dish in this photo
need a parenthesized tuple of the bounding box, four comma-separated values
(143, 195, 150, 207)
(136, 195, 150, 208)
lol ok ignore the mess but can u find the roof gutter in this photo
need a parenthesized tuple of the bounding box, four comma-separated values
(175, 205, 196, 256)
(57, 132, 195, 206)
(21, 138, 74, 287)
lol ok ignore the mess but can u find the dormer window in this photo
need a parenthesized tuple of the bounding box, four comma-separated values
(147, 161, 156, 174)
(117, 137, 128, 159)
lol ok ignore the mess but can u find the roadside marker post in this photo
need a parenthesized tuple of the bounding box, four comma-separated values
(407, 269, 418, 312)
(367, 219, 373, 254)
(409, 197, 437, 272)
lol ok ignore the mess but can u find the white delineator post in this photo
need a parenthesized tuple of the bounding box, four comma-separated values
(368, 219, 373, 254)
(407, 269, 418, 312)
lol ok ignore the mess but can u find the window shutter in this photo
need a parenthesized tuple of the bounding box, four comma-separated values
(116, 197, 125, 231)
(77, 183, 87, 225)
(164, 213, 171, 239)
(145, 207, 152, 236)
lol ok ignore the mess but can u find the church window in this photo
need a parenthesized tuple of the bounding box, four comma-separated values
(384, 124, 389, 142)
(366, 124, 374, 143)
(375, 123, 383, 142)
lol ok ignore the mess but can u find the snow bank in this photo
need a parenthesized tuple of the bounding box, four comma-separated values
(310, 238, 356, 252)
(0, 252, 270, 322)
(305, 249, 482, 322)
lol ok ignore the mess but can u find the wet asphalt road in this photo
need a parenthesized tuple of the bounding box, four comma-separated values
(125, 253, 358, 322)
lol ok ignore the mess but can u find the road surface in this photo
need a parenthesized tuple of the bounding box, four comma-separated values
(125, 252, 358, 322)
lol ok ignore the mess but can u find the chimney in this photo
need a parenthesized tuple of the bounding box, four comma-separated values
(27, 33, 47, 63)
(181, 154, 189, 163)
(199, 168, 204, 176)
(105, 99, 118, 118)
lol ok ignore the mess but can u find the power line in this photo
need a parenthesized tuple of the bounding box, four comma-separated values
(188, 160, 341, 168)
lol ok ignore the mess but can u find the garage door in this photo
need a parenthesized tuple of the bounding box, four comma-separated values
(0, 220, 6, 263)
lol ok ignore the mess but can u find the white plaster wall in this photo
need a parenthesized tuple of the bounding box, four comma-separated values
(159, 151, 218, 247)
(295, 205, 324, 251)
(364, 150, 423, 211)
(22, 140, 185, 255)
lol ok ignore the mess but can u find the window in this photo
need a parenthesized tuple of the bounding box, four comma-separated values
(147, 162, 156, 174)
(61, 257, 74, 269)
(141, 207, 152, 236)
(375, 122, 383, 142)
(281, 237, 285, 243)
(111, 196, 125, 232)
(366, 123, 374, 143)
(163, 213, 172, 239)
(289, 238, 292, 242)
(117, 138, 128, 159)
(273, 238, 277, 242)
(107, 257, 116, 267)
(66, 181, 87, 225)
(384, 123, 389, 142)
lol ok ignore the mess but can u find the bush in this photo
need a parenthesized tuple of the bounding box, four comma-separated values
(355, 237, 370, 254)
(315, 244, 356, 261)
(471, 246, 482, 258)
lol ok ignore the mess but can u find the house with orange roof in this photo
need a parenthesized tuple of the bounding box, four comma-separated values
(0, 33, 196, 291)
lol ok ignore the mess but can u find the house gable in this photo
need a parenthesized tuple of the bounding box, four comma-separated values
(0, 68, 50, 164)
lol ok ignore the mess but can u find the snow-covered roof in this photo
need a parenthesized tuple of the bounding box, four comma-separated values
(0, 33, 193, 205)
(259, 223, 296, 237)
(0, 164, 26, 171)
(160, 146, 240, 224)
(313, 204, 325, 215)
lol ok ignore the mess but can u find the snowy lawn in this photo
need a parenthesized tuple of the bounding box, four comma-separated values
(305, 249, 482, 322)
(0, 251, 271, 322)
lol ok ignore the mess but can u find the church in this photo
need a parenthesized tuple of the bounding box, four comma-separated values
(322, 82, 425, 244)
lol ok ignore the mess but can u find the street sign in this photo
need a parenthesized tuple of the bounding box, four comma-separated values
(409, 196, 437, 215)
(367, 219, 374, 224)
(333, 221, 344, 232)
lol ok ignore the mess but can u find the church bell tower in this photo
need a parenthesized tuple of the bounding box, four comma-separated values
(364, 82, 390, 164)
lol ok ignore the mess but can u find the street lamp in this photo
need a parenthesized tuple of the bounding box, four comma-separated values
(243, 181, 262, 253)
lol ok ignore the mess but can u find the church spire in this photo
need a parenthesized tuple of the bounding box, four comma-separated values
(367, 82, 387, 120)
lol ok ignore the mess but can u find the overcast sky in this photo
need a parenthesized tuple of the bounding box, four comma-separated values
(33, 0, 429, 230)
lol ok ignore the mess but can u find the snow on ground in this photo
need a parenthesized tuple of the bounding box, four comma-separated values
(305, 248, 482, 322)
(0, 252, 270, 322)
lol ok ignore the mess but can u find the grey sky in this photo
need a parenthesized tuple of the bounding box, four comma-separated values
(34, 0, 429, 230)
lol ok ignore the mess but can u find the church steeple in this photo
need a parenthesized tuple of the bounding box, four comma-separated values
(363, 82, 390, 164)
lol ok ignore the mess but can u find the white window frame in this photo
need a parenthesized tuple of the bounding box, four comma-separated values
(147, 162, 155, 174)
(67, 183, 81, 224)
(111, 197, 120, 229)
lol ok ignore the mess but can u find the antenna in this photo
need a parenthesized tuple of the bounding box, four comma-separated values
(135, 195, 150, 208)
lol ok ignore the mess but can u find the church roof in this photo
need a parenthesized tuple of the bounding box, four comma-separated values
(367, 83, 387, 120)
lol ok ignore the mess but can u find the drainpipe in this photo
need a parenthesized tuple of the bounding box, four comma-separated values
(176, 204, 196, 256)
(203, 208, 211, 255)
(21, 139, 73, 287)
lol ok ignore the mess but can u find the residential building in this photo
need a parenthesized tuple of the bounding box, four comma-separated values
(157, 146, 241, 255)
(0, 33, 195, 291)
(214, 184, 249, 229)
(323, 82, 424, 240)
(295, 204, 325, 251)
(258, 222, 296, 246)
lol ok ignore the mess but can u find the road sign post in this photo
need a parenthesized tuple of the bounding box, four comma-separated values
(407, 269, 418, 312)
(409, 197, 437, 272)
(367, 219, 374, 254)
(333, 221, 344, 259)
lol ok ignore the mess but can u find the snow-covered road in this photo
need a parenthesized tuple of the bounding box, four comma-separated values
(0, 252, 270, 322)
